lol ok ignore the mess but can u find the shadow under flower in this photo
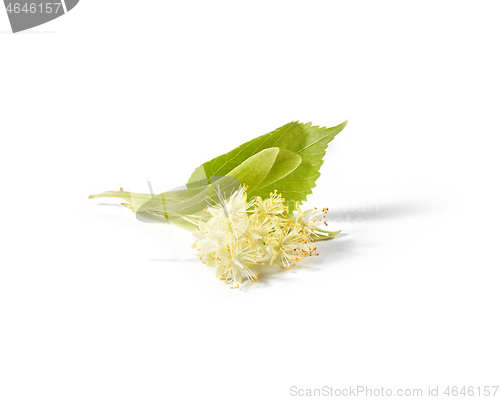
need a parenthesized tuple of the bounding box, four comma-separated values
(145, 201, 434, 289)
(243, 235, 352, 289)
(329, 202, 431, 222)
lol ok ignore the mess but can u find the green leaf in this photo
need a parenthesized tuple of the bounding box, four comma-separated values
(187, 120, 348, 210)
(89, 189, 201, 230)
(89, 186, 207, 212)
(225, 147, 279, 192)
(89, 176, 243, 231)
(253, 148, 302, 191)
(90, 120, 347, 232)
(136, 149, 279, 230)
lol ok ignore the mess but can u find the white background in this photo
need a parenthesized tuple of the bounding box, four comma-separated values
(1, 1, 499, 399)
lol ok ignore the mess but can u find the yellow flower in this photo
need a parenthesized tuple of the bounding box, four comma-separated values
(262, 190, 288, 217)
(215, 234, 263, 285)
(242, 212, 274, 254)
(192, 190, 337, 287)
(206, 185, 254, 238)
(267, 224, 305, 269)
(192, 217, 228, 262)
(294, 201, 334, 239)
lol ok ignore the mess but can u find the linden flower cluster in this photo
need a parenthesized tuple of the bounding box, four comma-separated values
(191, 186, 334, 288)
